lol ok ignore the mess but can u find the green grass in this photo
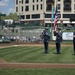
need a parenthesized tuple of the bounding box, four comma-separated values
(50, 41, 73, 44)
(0, 46, 75, 63)
(0, 46, 75, 75)
(0, 68, 75, 75)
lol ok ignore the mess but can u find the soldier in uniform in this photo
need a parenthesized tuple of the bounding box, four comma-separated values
(55, 28, 62, 54)
(42, 28, 50, 53)
(73, 31, 75, 55)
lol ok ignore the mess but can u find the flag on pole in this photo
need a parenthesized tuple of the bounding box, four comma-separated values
(54, 5, 59, 31)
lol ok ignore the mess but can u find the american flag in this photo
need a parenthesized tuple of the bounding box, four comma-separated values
(54, 5, 59, 31)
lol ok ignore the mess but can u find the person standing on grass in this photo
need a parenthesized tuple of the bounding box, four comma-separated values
(73, 31, 75, 55)
(42, 28, 50, 53)
(54, 28, 62, 54)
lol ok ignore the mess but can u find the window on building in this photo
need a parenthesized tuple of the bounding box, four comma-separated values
(64, 4, 71, 11)
(16, 7, 18, 12)
(22, 0, 23, 4)
(25, 6, 29, 11)
(63, 14, 75, 18)
(58, 0, 60, 1)
(46, 4, 51, 11)
(64, 4, 70, 8)
(33, 5, 35, 10)
(33, 0, 34, 2)
(25, 0, 29, 3)
(45, 14, 51, 18)
(37, 5, 39, 10)
(58, 4, 60, 10)
(16, 0, 18, 4)
(41, 4, 42, 10)
(19, 0, 21, 3)
(74, 4, 75, 10)
(21, 6, 23, 12)
(26, 15, 30, 19)
(32, 14, 40, 19)
(21, 15, 25, 19)
(37, 0, 38, 2)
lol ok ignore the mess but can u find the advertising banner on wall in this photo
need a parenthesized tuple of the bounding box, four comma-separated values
(62, 32, 73, 40)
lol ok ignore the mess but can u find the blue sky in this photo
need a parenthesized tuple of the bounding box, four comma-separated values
(0, 0, 14, 15)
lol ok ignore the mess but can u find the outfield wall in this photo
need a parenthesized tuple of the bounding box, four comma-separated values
(0, 26, 74, 41)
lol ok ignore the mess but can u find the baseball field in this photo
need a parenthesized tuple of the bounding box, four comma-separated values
(0, 42, 75, 75)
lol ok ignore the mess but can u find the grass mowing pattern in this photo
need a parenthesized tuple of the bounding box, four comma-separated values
(0, 46, 75, 63)
(0, 68, 75, 75)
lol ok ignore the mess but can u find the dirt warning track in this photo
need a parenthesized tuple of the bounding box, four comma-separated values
(0, 62, 75, 68)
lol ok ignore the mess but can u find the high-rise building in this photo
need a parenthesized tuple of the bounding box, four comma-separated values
(14, 0, 75, 26)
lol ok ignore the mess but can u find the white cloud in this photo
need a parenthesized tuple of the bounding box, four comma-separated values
(0, 0, 9, 7)
(7, 8, 14, 14)
(4, 0, 9, 2)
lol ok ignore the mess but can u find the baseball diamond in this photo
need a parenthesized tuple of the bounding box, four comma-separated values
(0, 42, 75, 68)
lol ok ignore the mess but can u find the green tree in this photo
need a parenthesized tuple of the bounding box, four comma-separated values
(0, 12, 18, 21)
(13, 13, 18, 21)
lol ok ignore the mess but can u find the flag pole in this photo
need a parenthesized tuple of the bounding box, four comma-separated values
(51, 4, 54, 39)
(53, 0, 59, 36)
(51, 4, 54, 28)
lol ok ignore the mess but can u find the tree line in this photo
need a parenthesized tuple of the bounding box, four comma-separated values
(0, 12, 18, 21)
